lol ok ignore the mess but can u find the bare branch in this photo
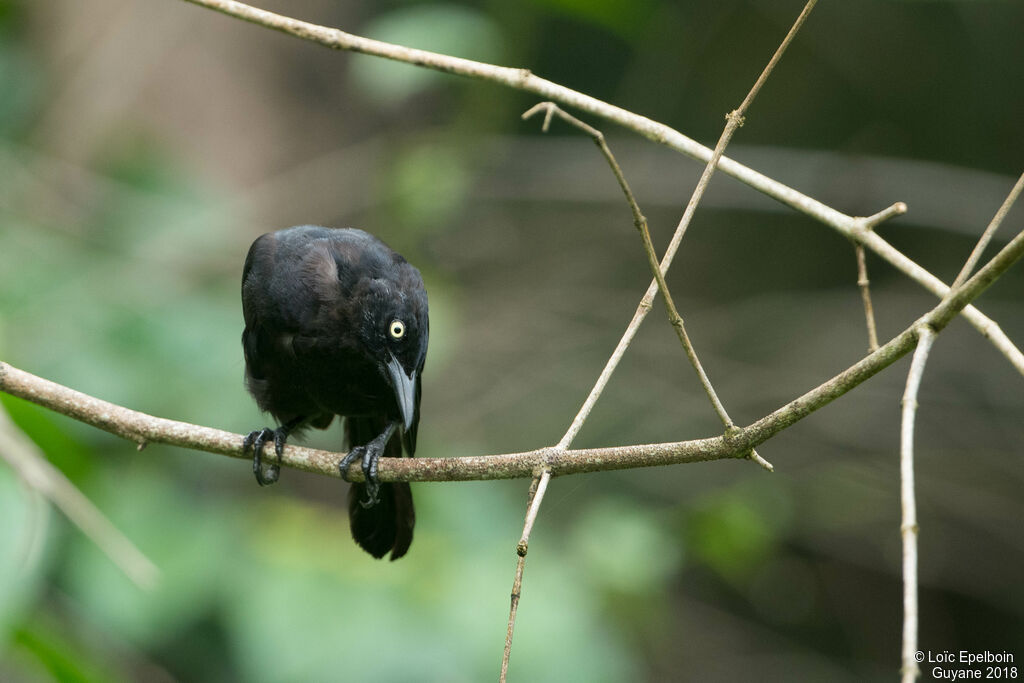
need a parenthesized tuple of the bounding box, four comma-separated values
(2, 219, 1022, 484)
(178, 0, 1024, 375)
(523, 102, 771, 470)
(857, 228, 1024, 375)
(899, 325, 935, 683)
(743, 223, 1024, 447)
(557, 1, 819, 452)
(501, 469, 550, 682)
(951, 171, 1024, 289)
(893, 178, 1024, 646)
(849, 203, 905, 355)
(0, 360, 734, 480)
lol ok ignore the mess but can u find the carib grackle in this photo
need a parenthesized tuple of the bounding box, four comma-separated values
(240, 225, 428, 560)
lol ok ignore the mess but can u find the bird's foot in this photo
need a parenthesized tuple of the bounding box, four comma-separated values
(243, 426, 288, 486)
(339, 445, 380, 507)
(339, 422, 398, 507)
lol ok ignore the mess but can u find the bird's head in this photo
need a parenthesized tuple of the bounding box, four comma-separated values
(356, 274, 429, 430)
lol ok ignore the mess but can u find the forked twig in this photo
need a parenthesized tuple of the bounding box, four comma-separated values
(556, 0, 820, 454)
(523, 101, 772, 471)
(951, 171, 1024, 289)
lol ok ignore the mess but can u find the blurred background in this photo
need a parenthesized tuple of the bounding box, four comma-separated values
(1, 0, 1022, 680)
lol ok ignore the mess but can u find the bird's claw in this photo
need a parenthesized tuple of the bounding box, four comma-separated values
(339, 444, 381, 507)
(244, 427, 285, 486)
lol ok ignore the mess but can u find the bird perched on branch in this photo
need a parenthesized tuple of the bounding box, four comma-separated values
(240, 225, 428, 560)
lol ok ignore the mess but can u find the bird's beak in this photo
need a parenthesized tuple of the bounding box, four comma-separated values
(385, 354, 417, 431)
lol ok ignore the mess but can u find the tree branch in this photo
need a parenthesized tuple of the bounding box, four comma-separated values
(178, 0, 1024, 375)
(742, 223, 1024, 446)
(552, 0, 818, 452)
(0, 360, 734, 480)
(3, 218, 1021, 484)
(951, 171, 1024, 289)
(500, 468, 549, 683)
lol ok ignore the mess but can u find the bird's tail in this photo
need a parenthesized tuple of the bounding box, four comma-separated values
(345, 416, 415, 560)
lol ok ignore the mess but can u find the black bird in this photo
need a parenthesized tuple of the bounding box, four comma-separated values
(240, 225, 428, 560)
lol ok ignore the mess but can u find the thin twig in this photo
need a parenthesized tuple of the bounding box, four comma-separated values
(855, 244, 880, 352)
(862, 201, 909, 230)
(500, 469, 550, 682)
(951, 171, 1024, 289)
(177, 0, 1024, 374)
(523, 102, 772, 471)
(523, 103, 734, 423)
(899, 324, 935, 683)
(0, 404, 159, 588)
(557, 0, 819, 454)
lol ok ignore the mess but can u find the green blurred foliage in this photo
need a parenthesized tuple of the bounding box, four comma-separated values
(0, 465, 49, 641)
(528, 0, 655, 40)
(350, 5, 504, 107)
(389, 142, 470, 233)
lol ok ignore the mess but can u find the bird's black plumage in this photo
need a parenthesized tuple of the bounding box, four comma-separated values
(241, 225, 428, 560)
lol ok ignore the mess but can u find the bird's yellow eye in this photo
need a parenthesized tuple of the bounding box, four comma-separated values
(389, 320, 406, 339)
